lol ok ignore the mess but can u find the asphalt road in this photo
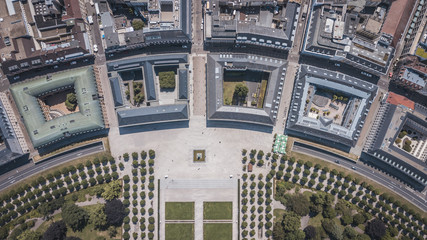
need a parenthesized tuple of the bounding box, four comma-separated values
(292, 144, 427, 212)
(0, 144, 104, 192)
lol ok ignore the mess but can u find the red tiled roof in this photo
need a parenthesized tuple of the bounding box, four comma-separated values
(381, 0, 415, 47)
(386, 92, 415, 110)
(62, 0, 83, 21)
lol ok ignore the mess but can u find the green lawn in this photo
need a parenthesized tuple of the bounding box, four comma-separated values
(165, 202, 195, 220)
(203, 202, 232, 220)
(165, 223, 194, 240)
(257, 79, 268, 108)
(203, 223, 232, 240)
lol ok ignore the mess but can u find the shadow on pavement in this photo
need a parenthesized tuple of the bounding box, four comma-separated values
(0, 154, 31, 176)
(206, 120, 273, 133)
(118, 121, 190, 135)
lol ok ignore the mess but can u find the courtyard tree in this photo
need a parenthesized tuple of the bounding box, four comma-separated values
(159, 71, 176, 89)
(65, 93, 78, 111)
(134, 93, 144, 104)
(233, 83, 249, 100)
(132, 19, 145, 30)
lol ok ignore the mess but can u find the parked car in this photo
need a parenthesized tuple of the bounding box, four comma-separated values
(361, 71, 372, 77)
(93, 44, 98, 53)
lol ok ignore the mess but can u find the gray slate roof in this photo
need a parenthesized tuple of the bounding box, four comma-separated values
(178, 68, 188, 99)
(144, 61, 156, 101)
(0, 98, 24, 166)
(109, 77, 124, 107)
(117, 104, 189, 126)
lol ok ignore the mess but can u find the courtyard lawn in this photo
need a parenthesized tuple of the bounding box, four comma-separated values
(203, 202, 232, 220)
(223, 81, 242, 105)
(203, 223, 232, 240)
(165, 223, 194, 240)
(257, 79, 268, 108)
(165, 202, 195, 220)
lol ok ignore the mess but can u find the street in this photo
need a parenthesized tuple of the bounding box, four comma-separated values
(0, 142, 105, 192)
(292, 143, 427, 211)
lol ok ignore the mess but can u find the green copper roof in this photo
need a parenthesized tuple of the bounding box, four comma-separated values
(10, 67, 104, 148)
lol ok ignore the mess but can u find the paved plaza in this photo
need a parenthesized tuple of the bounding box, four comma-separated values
(109, 116, 274, 180)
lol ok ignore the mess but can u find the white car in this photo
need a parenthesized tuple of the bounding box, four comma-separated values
(93, 44, 98, 53)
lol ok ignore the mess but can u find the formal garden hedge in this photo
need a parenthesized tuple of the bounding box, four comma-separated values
(122, 149, 156, 240)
